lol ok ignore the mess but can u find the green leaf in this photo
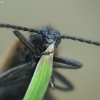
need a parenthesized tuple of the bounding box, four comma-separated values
(23, 43, 54, 100)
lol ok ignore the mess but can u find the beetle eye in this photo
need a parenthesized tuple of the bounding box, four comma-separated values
(54, 30, 60, 35)
(50, 30, 60, 37)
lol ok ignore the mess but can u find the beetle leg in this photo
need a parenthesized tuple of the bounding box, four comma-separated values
(41, 51, 53, 55)
(0, 62, 33, 83)
(50, 75, 55, 90)
(53, 56, 82, 69)
(13, 30, 40, 56)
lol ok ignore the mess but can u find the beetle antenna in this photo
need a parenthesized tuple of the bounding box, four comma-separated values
(0, 23, 38, 33)
(60, 35, 100, 46)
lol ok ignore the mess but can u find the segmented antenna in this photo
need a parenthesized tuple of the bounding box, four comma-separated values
(61, 35, 100, 46)
(0, 23, 38, 33)
(0, 23, 99, 46)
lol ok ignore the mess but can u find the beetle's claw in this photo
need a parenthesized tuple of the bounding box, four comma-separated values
(50, 75, 55, 90)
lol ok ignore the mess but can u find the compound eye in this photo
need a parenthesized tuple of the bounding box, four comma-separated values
(51, 30, 60, 37)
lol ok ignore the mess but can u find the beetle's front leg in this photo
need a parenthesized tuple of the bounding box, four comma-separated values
(13, 30, 40, 56)
(53, 56, 82, 69)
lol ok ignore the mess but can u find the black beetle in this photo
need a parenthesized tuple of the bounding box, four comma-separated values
(0, 23, 99, 100)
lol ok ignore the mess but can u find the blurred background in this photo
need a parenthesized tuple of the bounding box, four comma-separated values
(0, 0, 100, 100)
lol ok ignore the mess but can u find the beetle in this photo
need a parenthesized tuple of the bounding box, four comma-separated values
(0, 23, 99, 100)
